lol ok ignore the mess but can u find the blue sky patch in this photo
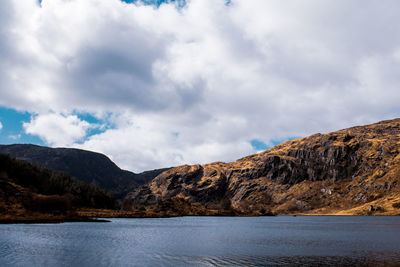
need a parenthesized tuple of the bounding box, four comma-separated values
(0, 107, 44, 145)
(250, 139, 268, 151)
(74, 112, 108, 138)
(250, 137, 295, 152)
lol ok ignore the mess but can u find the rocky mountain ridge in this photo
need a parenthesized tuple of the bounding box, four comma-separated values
(125, 119, 400, 215)
(0, 144, 169, 199)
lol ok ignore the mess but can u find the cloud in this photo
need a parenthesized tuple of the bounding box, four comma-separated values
(8, 134, 21, 140)
(0, 121, 2, 131)
(75, 112, 254, 171)
(23, 113, 91, 147)
(1, 0, 400, 171)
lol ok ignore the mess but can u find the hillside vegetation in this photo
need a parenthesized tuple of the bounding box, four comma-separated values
(0, 144, 169, 199)
(124, 119, 400, 216)
(0, 154, 118, 222)
(3, 118, 400, 219)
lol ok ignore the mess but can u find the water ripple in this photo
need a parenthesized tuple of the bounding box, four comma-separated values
(1, 217, 400, 266)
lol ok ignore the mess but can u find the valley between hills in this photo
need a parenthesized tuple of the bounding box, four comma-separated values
(1, 118, 400, 222)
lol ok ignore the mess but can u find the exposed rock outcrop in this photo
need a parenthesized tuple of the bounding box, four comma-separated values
(125, 119, 400, 215)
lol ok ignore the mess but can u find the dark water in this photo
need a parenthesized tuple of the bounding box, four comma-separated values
(1, 216, 400, 266)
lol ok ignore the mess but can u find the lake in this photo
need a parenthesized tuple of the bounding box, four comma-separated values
(1, 216, 400, 266)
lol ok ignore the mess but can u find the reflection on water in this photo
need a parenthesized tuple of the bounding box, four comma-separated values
(1, 216, 400, 266)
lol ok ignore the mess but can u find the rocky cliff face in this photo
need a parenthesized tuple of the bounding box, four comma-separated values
(125, 119, 400, 215)
(0, 144, 169, 199)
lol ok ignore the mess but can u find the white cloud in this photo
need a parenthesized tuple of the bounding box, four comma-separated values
(75, 112, 254, 172)
(23, 113, 91, 147)
(8, 134, 21, 140)
(1, 0, 400, 171)
(0, 121, 2, 131)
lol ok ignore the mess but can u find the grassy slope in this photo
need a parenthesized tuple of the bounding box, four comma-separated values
(125, 119, 400, 216)
(0, 154, 118, 222)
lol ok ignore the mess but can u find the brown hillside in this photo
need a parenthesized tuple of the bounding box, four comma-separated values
(0, 154, 117, 223)
(125, 119, 400, 216)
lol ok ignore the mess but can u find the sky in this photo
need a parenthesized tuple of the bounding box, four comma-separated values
(1, 0, 400, 172)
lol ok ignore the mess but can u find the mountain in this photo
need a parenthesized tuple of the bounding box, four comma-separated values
(0, 153, 117, 222)
(124, 119, 400, 216)
(0, 144, 169, 199)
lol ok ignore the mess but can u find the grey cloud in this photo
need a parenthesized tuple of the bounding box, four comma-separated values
(1, 0, 400, 171)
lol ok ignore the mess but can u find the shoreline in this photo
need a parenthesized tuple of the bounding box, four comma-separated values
(2, 208, 398, 224)
(0, 216, 111, 224)
(2, 214, 399, 224)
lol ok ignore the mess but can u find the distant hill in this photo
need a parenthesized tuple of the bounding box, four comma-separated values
(0, 154, 118, 222)
(0, 144, 169, 199)
(125, 119, 400, 216)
